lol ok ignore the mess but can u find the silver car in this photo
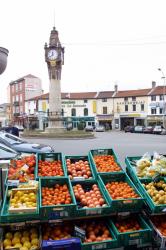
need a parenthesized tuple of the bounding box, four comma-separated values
(95, 125, 105, 132)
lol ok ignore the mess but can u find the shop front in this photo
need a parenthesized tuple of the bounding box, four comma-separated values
(119, 114, 146, 130)
(96, 115, 113, 130)
(63, 116, 95, 129)
(147, 116, 163, 126)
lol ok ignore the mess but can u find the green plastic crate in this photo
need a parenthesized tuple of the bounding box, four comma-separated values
(89, 148, 124, 177)
(110, 215, 152, 247)
(39, 177, 76, 220)
(136, 178, 166, 213)
(98, 173, 144, 212)
(125, 156, 152, 186)
(0, 186, 40, 223)
(36, 152, 66, 179)
(71, 179, 111, 217)
(81, 224, 118, 250)
(64, 155, 96, 182)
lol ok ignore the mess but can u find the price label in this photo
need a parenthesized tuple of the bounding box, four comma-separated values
(74, 226, 86, 241)
(86, 209, 102, 215)
(92, 243, 107, 249)
(73, 177, 85, 181)
(7, 180, 19, 187)
(118, 212, 130, 217)
(129, 239, 140, 245)
(26, 220, 40, 225)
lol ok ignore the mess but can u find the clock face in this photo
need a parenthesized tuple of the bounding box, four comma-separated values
(48, 50, 58, 60)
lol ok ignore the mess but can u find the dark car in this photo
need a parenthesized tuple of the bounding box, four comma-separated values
(124, 126, 135, 133)
(0, 132, 54, 153)
(143, 126, 154, 134)
(0, 142, 19, 160)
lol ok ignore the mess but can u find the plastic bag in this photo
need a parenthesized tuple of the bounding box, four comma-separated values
(136, 152, 151, 177)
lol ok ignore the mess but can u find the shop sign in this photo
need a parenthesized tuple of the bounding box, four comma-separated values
(62, 101, 75, 104)
(117, 101, 145, 105)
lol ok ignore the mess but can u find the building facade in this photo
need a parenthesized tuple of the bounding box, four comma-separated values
(8, 74, 43, 126)
(18, 81, 166, 130)
(0, 103, 10, 127)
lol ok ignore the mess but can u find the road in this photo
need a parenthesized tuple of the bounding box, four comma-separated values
(25, 131, 166, 167)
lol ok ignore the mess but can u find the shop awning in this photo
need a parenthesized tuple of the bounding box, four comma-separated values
(97, 115, 113, 121)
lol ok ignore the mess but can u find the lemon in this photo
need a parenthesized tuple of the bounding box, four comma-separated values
(30, 233, 38, 240)
(14, 243, 23, 248)
(20, 247, 29, 250)
(30, 246, 38, 250)
(5, 232, 13, 240)
(14, 232, 22, 238)
(12, 237, 21, 245)
(23, 231, 29, 237)
(23, 241, 31, 249)
(21, 237, 30, 244)
(3, 239, 12, 247)
(31, 239, 39, 246)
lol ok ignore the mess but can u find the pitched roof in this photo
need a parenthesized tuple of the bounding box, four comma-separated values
(114, 88, 152, 98)
(10, 74, 39, 85)
(96, 91, 114, 98)
(26, 92, 97, 101)
(149, 86, 165, 96)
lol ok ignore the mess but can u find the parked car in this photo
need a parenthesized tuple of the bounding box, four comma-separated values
(134, 126, 144, 133)
(85, 125, 94, 132)
(143, 126, 154, 134)
(153, 125, 163, 134)
(0, 131, 54, 153)
(124, 126, 135, 133)
(95, 125, 105, 132)
(0, 142, 19, 160)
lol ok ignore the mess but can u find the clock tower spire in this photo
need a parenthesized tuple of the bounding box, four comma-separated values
(44, 27, 65, 132)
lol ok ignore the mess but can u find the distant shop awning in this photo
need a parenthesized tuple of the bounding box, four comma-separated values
(147, 116, 162, 121)
(97, 115, 113, 121)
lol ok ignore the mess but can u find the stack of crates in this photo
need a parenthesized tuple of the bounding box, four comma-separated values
(125, 154, 166, 248)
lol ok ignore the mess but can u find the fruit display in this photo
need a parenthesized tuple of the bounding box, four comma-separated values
(42, 224, 72, 240)
(105, 181, 139, 199)
(134, 152, 166, 178)
(73, 183, 107, 208)
(66, 158, 93, 180)
(142, 180, 166, 205)
(38, 160, 64, 177)
(8, 155, 36, 182)
(3, 227, 40, 250)
(114, 218, 142, 232)
(78, 220, 112, 243)
(9, 188, 37, 213)
(41, 184, 72, 206)
(151, 215, 166, 236)
(93, 155, 121, 172)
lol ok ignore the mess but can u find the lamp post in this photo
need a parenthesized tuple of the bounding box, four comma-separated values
(158, 68, 166, 129)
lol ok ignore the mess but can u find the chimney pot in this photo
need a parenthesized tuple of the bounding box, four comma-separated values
(152, 81, 156, 88)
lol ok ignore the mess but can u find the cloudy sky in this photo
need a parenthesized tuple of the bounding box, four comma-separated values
(1, 0, 166, 103)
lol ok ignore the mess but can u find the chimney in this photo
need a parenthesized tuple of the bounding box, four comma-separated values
(114, 84, 118, 92)
(152, 81, 156, 88)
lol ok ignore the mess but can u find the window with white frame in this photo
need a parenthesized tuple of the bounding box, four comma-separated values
(151, 108, 156, 114)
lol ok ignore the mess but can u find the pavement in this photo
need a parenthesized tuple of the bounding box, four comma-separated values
(25, 131, 166, 167)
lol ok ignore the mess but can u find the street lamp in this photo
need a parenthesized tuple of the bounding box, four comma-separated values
(158, 68, 166, 129)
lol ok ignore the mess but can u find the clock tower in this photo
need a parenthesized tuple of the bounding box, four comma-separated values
(44, 27, 65, 132)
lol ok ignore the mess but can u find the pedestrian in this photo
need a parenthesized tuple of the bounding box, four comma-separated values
(5, 123, 19, 137)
